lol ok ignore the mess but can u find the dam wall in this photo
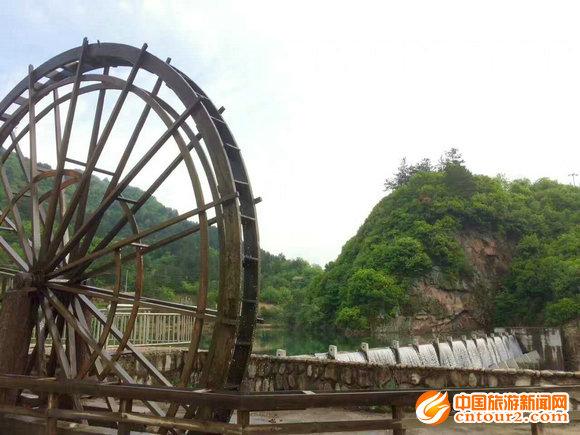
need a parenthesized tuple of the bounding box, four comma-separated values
(285, 332, 538, 371)
(120, 343, 579, 393)
(495, 326, 567, 371)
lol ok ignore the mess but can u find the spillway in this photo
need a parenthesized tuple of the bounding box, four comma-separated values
(397, 346, 423, 366)
(417, 343, 440, 367)
(367, 347, 397, 365)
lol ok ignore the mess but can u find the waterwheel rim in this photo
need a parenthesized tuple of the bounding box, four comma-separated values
(0, 39, 260, 423)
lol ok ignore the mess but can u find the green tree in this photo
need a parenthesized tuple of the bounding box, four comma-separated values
(338, 269, 405, 333)
(545, 297, 580, 326)
(368, 236, 432, 277)
(295, 148, 579, 333)
(336, 306, 368, 330)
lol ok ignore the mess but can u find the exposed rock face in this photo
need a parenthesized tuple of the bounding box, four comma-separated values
(405, 232, 515, 334)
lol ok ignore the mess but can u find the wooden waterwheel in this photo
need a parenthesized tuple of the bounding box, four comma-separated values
(0, 39, 260, 428)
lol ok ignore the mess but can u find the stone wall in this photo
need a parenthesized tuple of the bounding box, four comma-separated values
(243, 355, 578, 392)
(120, 347, 580, 392)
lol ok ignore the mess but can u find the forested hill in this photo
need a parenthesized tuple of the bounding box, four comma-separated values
(2, 149, 577, 330)
(0, 152, 320, 307)
(282, 150, 579, 334)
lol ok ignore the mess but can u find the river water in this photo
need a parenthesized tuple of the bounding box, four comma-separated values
(252, 326, 420, 356)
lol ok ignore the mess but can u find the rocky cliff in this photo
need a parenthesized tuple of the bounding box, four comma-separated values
(406, 232, 516, 334)
(292, 161, 579, 335)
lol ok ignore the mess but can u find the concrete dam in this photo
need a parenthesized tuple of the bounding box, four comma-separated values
(120, 328, 578, 395)
(283, 332, 539, 370)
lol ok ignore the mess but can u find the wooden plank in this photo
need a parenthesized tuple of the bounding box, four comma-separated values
(242, 419, 401, 433)
(0, 374, 576, 413)
(0, 403, 238, 434)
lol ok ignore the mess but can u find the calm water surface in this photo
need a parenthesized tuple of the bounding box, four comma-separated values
(252, 326, 419, 356)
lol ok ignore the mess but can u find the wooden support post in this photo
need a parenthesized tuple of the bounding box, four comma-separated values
(0, 289, 35, 404)
(391, 406, 405, 435)
(118, 398, 133, 435)
(46, 392, 58, 435)
(237, 410, 250, 433)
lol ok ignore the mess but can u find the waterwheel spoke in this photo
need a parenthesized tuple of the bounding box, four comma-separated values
(45, 44, 149, 266)
(81, 216, 217, 280)
(73, 84, 220, 283)
(46, 310, 65, 378)
(52, 88, 70, 255)
(76, 141, 198, 277)
(73, 68, 166, 263)
(46, 281, 219, 319)
(45, 290, 131, 382)
(10, 132, 48, 227)
(35, 306, 46, 376)
(39, 295, 83, 410)
(47, 193, 235, 279)
(66, 308, 78, 377)
(0, 170, 79, 231)
(98, 247, 143, 380)
(0, 73, 171, 170)
(0, 164, 33, 265)
(46, 97, 202, 273)
(40, 38, 89, 266)
(0, 171, 79, 269)
(78, 294, 173, 387)
(40, 297, 72, 378)
(65, 294, 167, 418)
(76, 249, 121, 379)
(0, 236, 29, 271)
(69, 67, 109, 262)
(70, 297, 118, 414)
(27, 65, 42, 260)
(0, 82, 116, 169)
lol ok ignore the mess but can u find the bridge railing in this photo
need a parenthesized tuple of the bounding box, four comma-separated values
(31, 310, 195, 348)
(91, 311, 195, 347)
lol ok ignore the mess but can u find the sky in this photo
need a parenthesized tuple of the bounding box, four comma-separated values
(0, 1, 579, 266)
